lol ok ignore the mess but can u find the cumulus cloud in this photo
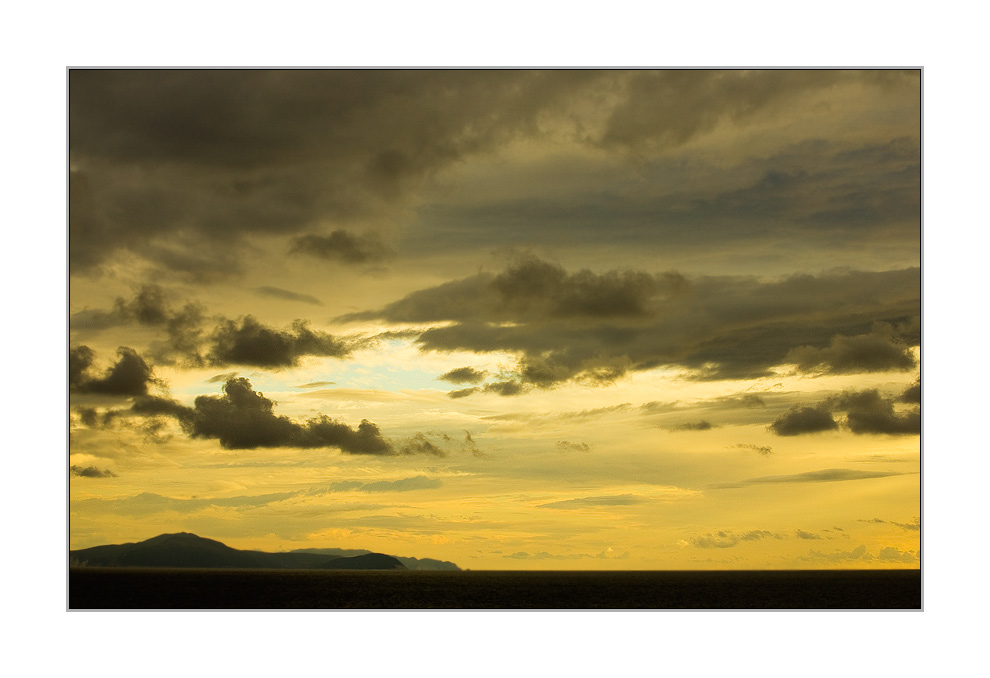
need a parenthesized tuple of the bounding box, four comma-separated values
(557, 440, 591, 453)
(69, 346, 158, 396)
(206, 316, 351, 367)
(795, 529, 823, 540)
(828, 389, 920, 435)
(711, 468, 910, 489)
(769, 406, 838, 436)
(129, 378, 392, 453)
(898, 377, 921, 404)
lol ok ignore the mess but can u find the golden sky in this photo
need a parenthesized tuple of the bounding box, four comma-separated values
(68, 69, 920, 569)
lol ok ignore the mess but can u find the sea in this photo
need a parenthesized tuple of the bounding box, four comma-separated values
(69, 568, 921, 610)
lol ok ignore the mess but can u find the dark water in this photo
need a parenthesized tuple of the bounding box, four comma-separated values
(69, 568, 920, 609)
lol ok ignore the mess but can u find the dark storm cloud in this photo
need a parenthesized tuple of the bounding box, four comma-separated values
(598, 70, 917, 151)
(355, 257, 920, 388)
(438, 367, 488, 384)
(69, 346, 157, 396)
(206, 316, 351, 368)
(537, 494, 646, 509)
(290, 231, 392, 264)
(416, 132, 920, 263)
(769, 406, 838, 436)
(711, 468, 910, 489)
(254, 286, 323, 306)
(69, 70, 612, 276)
(70, 465, 117, 478)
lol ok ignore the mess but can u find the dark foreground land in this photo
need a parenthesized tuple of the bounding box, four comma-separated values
(69, 568, 920, 609)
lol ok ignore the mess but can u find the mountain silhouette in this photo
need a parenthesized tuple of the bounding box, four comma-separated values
(70, 533, 407, 570)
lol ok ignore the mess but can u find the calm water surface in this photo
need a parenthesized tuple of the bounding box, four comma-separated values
(69, 568, 921, 609)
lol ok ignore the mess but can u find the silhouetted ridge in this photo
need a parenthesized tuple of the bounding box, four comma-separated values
(70, 533, 406, 570)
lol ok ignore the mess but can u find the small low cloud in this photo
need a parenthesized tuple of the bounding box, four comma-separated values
(769, 406, 838, 436)
(729, 443, 773, 456)
(692, 529, 785, 548)
(438, 366, 488, 384)
(70, 465, 117, 478)
(557, 440, 591, 453)
(795, 529, 823, 540)
(675, 420, 714, 431)
(538, 494, 646, 509)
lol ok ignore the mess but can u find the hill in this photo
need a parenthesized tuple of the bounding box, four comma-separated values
(291, 547, 462, 571)
(69, 533, 407, 570)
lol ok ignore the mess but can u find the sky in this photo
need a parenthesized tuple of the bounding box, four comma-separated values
(68, 69, 920, 570)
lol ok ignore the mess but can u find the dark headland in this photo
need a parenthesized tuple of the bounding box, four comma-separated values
(69, 533, 920, 610)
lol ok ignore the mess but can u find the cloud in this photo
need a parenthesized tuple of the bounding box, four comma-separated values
(828, 389, 920, 435)
(877, 547, 919, 563)
(712, 468, 910, 489)
(206, 316, 351, 367)
(69, 71, 612, 276)
(729, 443, 773, 456)
(691, 529, 785, 548)
(290, 230, 392, 264)
(538, 494, 646, 509)
(125, 377, 455, 456)
(353, 257, 919, 388)
(130, 377, 394, 453)
(72, 490, 299, 516)
(557, 440, 591, 453)
(70, 465, 117, 478)
(69, 346, 157, 396)
(675, 420, 714, 431)
(786, 323, 917, 374)
(355, 476, 444, 492)
(254, 286, 323, 306)
(769, 406, 838, 436)
(802, 544, 872, 563)
(438, 367, 488, 384)
(795, 529, 823, 540)
(898, 377, 921, 404)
